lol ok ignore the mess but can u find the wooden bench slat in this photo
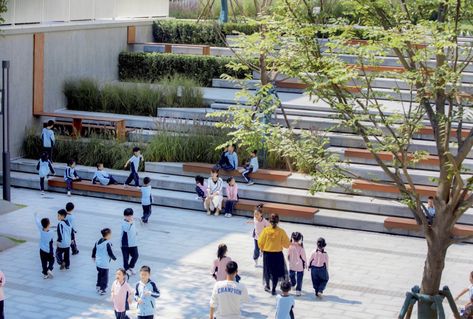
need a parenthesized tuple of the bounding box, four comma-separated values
(418, 126, 470, 138)
(48, 177, 140, 197)
(348, 64, 406, 73)
(384, 217, 473, 237)
(235, 199, 318, 218)
(352, 179, 437, 197)
(39, 112, 124, 123)
(183, 163, 291, 181)
(344, 148, 440, 166)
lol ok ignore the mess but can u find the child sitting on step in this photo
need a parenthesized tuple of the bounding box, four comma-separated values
(64, 160, 81, 197)
(195, 175, 209, 210)
(224, 177, 238, 218)
(92, 162, 118, 186)
(242, 150, 258, 186)
(36, 151, 55, 195)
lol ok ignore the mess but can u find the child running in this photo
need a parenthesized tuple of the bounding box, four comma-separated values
(206, 169, 223, 216)
(247, 204, 269, 267)
(64, 159, 81, 197)
(36, 152, 55, 195)
(275, 281, 295, 319)
(65, 202, 79, 255)
(287, 232, 306, 296)
(56, 209, 73, 270)
(308, 237, 329, 298)
(211, 244, 233, 281)
(135, 265, 160, 319)
(140, 177, 152, 224)
(224, 177, 238, 218)
(34, 212, 55, 279)
(93, 162, 119, 185)
(111, 268, 134, 319)
(242, 150, 258, 185)
(41, 120, 55, 161)
(124, 147, 143, 187)
(92, 228, 117, 295)
(121, 208, 139, 276)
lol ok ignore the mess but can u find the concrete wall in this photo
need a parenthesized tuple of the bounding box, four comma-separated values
(0, 19, 157, 160)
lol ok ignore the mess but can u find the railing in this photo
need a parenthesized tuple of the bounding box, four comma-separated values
(2, 0, 169, 25)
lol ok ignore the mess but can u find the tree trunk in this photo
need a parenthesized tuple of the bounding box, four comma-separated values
(418, 232, 449, 319)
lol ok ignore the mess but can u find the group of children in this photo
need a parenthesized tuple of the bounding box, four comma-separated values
(34, 203, 160, 319)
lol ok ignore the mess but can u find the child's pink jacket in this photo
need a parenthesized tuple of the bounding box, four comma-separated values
(226, 184, 238, 201)
(287, 243, 307, 272)
(111, 279, 134, 312)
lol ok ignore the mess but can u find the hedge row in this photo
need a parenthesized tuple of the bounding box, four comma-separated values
(152, 20, 259, 46)
(118, 52, 249, 87)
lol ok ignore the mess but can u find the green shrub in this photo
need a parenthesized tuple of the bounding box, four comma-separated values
(119, 52, 249, 87)
(152, 20, 259, 46)
(64, 76, 205, 115)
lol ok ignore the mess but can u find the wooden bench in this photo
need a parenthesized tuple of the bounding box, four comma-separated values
(384, 217, 473, 237)
(275, 80, 362, 93)
(234, 199, 318, 219)
(352, 179, 437, 197)
(348, 64, 406, 73)
(142, 42, 211, 55)
(345, 39, 427, 49)
(183, 162, 292, 182)
(48, 177, 140, 197)
(38, 112, 127, 140)
(344, 148, 440, 166)
(418, 126, 470, 138)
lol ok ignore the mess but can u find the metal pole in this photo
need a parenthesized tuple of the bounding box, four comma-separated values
(2, 60, 11, 201)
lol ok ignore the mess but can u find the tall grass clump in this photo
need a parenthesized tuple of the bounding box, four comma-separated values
(64, 76, 205, 116)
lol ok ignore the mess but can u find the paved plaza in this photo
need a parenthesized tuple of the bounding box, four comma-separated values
(0, 188, 471, 318)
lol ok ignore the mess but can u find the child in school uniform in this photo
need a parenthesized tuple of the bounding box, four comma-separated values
(308, 237, 329, 298)
(140, 177, 152, 224)
(195, 175, 208, 211)
(121, 208, 139, 276)
(287, 232, 306, 296)
(36, 152, 55, 195)
(92, 228, 117, 295)
(211, 244, 233, 282)
(56, 209, 73, 270)
(65, 202, 79, 255)
(242, 150, 259, 185)
(206, 169, 224, 216)
(124, 147, 143, 187)
(135, 265, 160, 319)
(275, 281, 295, 319)
(224, 177, 238, 218)
(93, 162, 118, 185)
(111, 268, 134, 319)
(64, 159, 81, 197)
(34, 213, 55, 279)
(247, 204, 269, 267)
(0, 270, 5, 319)
(217, 144, 238, 171)
(42, 120, 55, 161)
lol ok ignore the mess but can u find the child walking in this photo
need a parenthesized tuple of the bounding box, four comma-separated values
(64, 159, 81, 196)
(247, 204, 269, 267)
(56, 209, 73, 270)
(211, 244, 233, 281)
(65, 202, 79, 255)
(224, 177, 238, 218)
(0, 270, 4, 319)
(206, 169, 223, 216)
(242, 150, 259, 185)
(111, 268, 134, 319)
(288, 232, 306, 296)
(92, 228, 117, 295)
(124, 147, 143, 187)
(34, 212, 55, 279)
(140, 177, 152, 224)
(275, 281, 295, 319)
(36, 152, 55, 195)
(135, 265, 160, 319)
(93, 162, 119, 185)
(42, 120, 55, 161)
(308, 237, 329, 298)
(121, 208, 139, 276)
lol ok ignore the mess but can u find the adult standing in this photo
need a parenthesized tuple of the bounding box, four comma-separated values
(209, 261, 248, 319)
(258, 214, 290, 295)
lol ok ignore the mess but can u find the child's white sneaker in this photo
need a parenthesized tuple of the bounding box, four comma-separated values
(296, 290, 301, 296)
(206, 210, 211, 215)
(247, 181, 255, 186)
(67, 191, 71, 197)
(43, 274, 49, 279)
(254, 259, 258, 267)
(47, 270, 54, 278)
(225, 213, 232, 218)
(41, 190, 45, 195)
